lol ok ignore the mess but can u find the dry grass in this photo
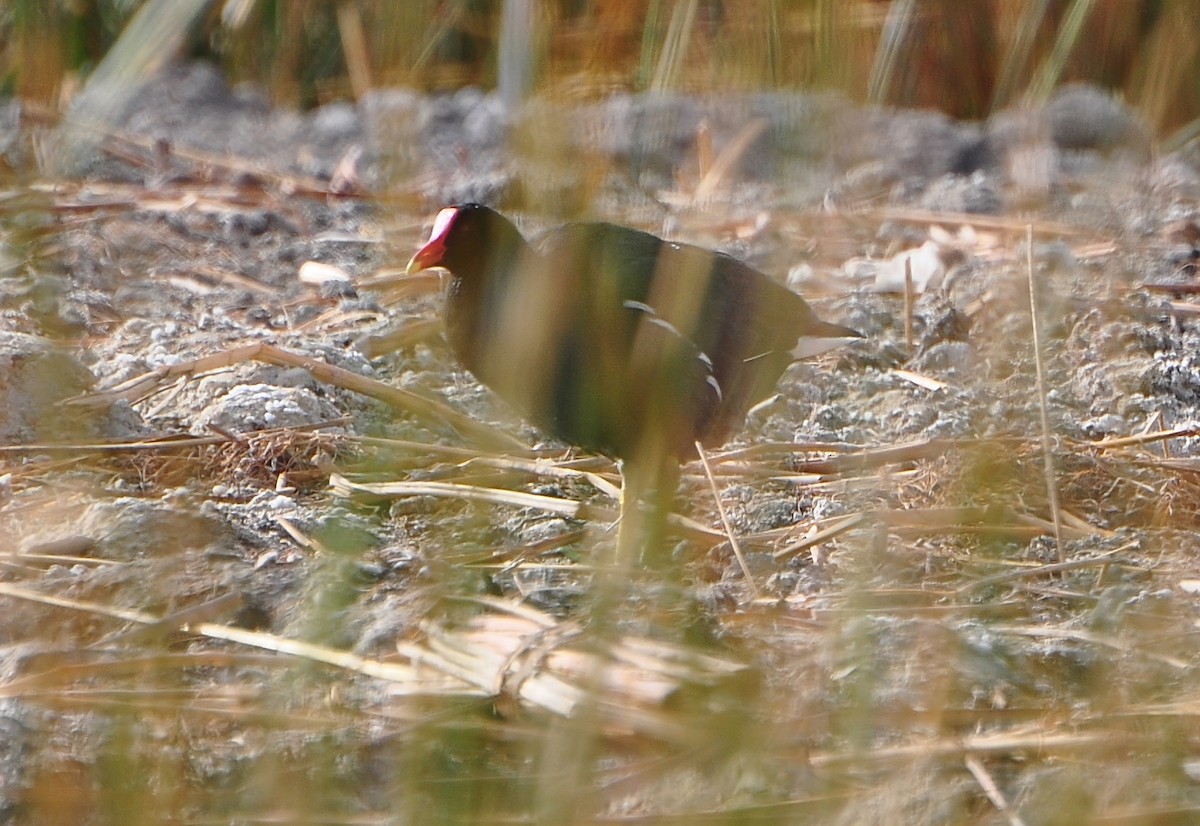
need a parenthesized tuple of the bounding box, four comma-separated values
(2, 2, 1200, 824)
(4, 195, 1199, 821)
(7, 345, 1200, 819)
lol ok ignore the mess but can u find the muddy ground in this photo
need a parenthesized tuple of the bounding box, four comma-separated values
(2, 62, 1200, 823)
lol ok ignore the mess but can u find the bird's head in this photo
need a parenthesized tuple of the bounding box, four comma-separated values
(406, 203, 525, 282)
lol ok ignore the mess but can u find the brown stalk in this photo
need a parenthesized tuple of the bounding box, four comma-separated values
(69, 342, 528, 453)
(1025, 223, 1066, 562)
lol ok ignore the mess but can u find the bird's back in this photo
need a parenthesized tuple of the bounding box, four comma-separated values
(526, 222, 821, 458)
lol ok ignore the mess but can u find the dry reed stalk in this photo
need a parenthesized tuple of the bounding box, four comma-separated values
(330, 473, 725, 545)
(965, 755, 1030, 826)
(70, 342, 528, 452)
(904, 255, 914, 353)
(696, 442, 759, 599)
(1025, 224, 1065, 562)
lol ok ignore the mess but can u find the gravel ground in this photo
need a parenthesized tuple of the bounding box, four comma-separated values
(2, 63, 1200, 822)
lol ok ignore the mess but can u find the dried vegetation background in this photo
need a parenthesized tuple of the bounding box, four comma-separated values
(3, 1, 1200, 824)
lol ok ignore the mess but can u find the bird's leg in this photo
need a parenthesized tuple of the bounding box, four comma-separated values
(615, 460, 640, 570)
(615, 456, 680, 568)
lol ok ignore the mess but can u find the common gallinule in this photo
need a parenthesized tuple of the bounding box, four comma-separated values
(407, 204, 858, 558)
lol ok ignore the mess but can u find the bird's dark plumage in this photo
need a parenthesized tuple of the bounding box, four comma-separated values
(407, 203, 858, 464)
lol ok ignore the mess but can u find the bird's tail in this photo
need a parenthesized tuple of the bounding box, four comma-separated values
(791, 320, 862, 359)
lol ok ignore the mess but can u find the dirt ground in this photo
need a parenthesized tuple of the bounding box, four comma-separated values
(2, 62, 1200, 823)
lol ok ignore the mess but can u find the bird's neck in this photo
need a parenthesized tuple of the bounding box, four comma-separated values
(445, 233, 529, 368)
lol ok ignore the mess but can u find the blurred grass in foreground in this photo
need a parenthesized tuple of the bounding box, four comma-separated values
(2, 2, 1200, 826)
